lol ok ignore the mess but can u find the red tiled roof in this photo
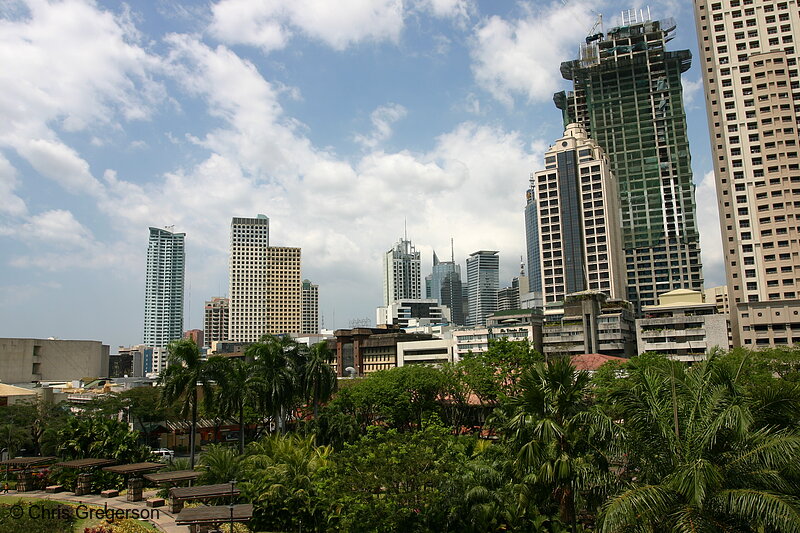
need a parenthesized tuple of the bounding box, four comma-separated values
(570, 353, 627, 371)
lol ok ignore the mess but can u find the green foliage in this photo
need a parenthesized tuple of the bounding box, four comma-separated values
(198, 443, 243, 485)
(0, 500, 75, 533)
(459, 338, 544, 405)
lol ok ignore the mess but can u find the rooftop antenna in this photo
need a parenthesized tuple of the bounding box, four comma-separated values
(450, 238, 454, 263)
(404, 218, 407, 242)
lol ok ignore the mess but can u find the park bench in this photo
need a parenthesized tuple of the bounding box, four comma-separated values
(45, 485, 63, 493)
(100, 489, 119, 498)
(146, 497, 165, 508)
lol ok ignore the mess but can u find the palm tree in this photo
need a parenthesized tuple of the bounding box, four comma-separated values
(302, 342, 338, 419)
(599, 355, 800, 532)
(247, 336, 300, 434)
(209, 357, 260, 453)
(198, 443, 243, 485)
(501, 356, 617, 526)
(159, 338, 217, 469)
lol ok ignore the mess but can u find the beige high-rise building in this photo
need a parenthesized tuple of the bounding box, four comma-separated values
(704, 285, 731, 315)
(204, 297, 229, 345)
(694, 0, 800, 348)
(229, 215, 301, 342)
(533, 124, 627, 305)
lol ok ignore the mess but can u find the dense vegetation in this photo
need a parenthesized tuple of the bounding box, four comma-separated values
(4, 338, 800, 532)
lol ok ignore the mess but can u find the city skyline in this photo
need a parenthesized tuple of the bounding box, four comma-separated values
(0, 1, 723, 350)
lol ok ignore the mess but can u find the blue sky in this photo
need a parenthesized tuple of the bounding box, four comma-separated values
(0, 0, 721, 350)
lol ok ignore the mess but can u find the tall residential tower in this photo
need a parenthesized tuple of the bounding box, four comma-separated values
(555, 12, 703, 310)
(693, 0, 800, 347)
(533, 124, 627, 305)
(143, 227, 185, 347)
(383, 238, 421, 305)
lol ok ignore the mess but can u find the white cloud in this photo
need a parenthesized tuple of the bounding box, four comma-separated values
(682, 77, 703, 108)
(0, 154, 26, 217)
(209, 0, 405, 52)
(17, 139, 103, 196)
(414, 0, 474, 25)
(354, 103, 408, 149)
(695, 170, 725, 287)
(0, 0, 163, 144)
(470, 1, 593, 105)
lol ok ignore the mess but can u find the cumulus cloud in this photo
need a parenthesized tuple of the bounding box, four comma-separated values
(470, 1, 593, 105)
(0, 154, 26, 217)
(17, 139, 104, 196)
(354, 103, 408, 149)
(209, 0, 405, 51)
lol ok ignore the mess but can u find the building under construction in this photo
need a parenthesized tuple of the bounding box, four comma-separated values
(554, 11, 704, 311)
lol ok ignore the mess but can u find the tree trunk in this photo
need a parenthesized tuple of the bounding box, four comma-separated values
(239, 404, 245, 454)
(190, 389, 197, 469)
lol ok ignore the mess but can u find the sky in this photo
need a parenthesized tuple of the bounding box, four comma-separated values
(0, 0, 722, 351)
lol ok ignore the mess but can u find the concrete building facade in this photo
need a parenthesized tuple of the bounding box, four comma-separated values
(555, 14, 704, 311)
(637, 289, 731, 361)
(542, 291, 637, 358)
(376, 299, 451, 329)
(533, 124, 627, 305)
(425, 250, 465, 325)
(693, 0, 800, 347)
(0, 338, 109, 384)
(144, 227, 185, 347)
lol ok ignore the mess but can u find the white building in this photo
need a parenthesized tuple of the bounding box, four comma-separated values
(376, 299, 451, 329)
(396, 338, 453, 367)
(452, 325, 537, 360)
(383, 238, 421, 306)
(144, 227, 185, 347)
(636, 289, 731, 362)
(302, 279, 319, 335)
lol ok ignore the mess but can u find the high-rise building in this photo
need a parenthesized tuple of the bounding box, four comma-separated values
(383, 238, 421, 305)
(555, 12, 703, 311)
(143, 227, 185, 347)
(524, 182, 543, 302)
(229, 215, 301, 342)
(425, 248, 465, 325)
(532, 124, 627, 305)
(466, 250, 499, 327)
(204, 297, 229, 345)
(693, 0, 800, 348)
(302, 279, 319, 334)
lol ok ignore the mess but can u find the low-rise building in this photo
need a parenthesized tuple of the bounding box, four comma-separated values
(452, 324, 541, 359)
(542, 291, 636, 359)
(636, 289, 730, 362)
(396, 339, 453, 367)
(329, 327, 434, 377)
(376, 299, 451, 329)
(0, 338, 109, 384)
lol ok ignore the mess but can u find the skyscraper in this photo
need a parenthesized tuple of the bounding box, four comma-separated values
(555, 12, 703, 311)
(425, 247, 465, 325)
(466, 250, 499, 327)
(524, 181, 543, 302)
(229, 215, 301, 342)
(532, 124, 627, 305)
(302, 279, 319, 334)
(693, 0, 800, 348)
(204, 297, 229, 345)
(143, 227, 185, 347)
(383, 237, 421, 305)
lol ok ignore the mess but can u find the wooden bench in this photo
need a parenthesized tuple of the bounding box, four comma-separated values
(45, 485, 63, 493)
(146, 498, 165, 508)
(100, 489, 119, 498)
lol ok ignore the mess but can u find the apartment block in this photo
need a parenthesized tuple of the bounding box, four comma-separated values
(693, 0, 800, 347)
(302, 279, 319, 335)
(204, 297, 229, 345)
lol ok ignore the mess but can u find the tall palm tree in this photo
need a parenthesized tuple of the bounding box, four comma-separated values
(247, 336, 300, 434)
(159, 338, 217, 468)
(302, 341, 338, 419)
(209, 357, 260, 453)
(501, 356, 617, 526)
(599, 355, 800, 532)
